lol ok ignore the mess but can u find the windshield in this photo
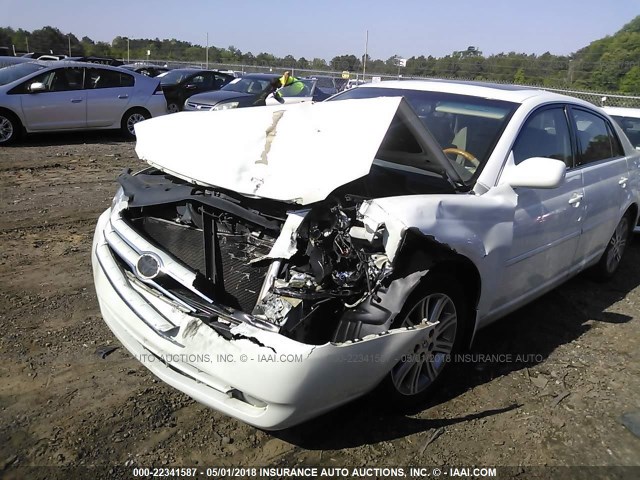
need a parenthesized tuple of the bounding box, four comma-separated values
(330, 86, 518, 183)
(222, 77, 273, 94)
(0, 62, 46, 86)
(159, 70, 194, 85)
(312, 77, 336, 89)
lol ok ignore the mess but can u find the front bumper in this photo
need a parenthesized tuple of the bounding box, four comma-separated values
(92, 208, 434, 429)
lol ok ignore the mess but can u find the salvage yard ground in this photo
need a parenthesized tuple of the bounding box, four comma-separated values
(1, 133, 639, 476)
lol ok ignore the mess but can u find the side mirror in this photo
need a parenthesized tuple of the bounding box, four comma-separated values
(505, 157, 566, 189)
(29, 82, 47, 93)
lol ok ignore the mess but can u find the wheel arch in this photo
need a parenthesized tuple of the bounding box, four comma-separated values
(122, 106, 151, 123)
(392, 227, 482, 348)
(121, 107, 151, 138)
(624, 202, 638, 227)
(332, 227, 482, 342)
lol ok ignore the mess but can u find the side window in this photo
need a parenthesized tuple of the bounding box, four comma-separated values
(572, 109, 622, 165)
(213, 74, 228, 89)
(191, 74, 209, 86)
(29, 68, 84, 92)
(86, 68, 134, 89)
(612, 115, 640, 148)
(513, 107, 573, 166)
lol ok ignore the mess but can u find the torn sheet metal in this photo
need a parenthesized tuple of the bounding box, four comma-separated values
(359, 184, 517, 324)
(266, 210, 308, 259)
(135, 97, 406, 205)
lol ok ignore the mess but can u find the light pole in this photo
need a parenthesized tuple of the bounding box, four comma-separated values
(362, 29, 368, 80)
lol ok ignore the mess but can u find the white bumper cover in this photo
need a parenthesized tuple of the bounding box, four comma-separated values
(92, 209, 436, 429)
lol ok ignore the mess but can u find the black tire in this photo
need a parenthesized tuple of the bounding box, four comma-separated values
(167, 102, 180, 114)
(380, 273, 469, 407)
(591, 213, 632, 281)
(0, 110, 21, 146)
(121, 109, 150, 139)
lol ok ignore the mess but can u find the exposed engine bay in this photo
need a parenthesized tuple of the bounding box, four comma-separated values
(115, 166, 454, 345)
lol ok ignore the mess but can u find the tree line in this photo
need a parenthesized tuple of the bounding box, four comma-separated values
(1, 16, 639, 94)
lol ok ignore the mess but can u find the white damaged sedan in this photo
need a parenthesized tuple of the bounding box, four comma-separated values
(92, 80, 640, 429)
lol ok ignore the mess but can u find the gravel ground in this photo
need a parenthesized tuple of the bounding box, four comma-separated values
(1, 132, 639, 479)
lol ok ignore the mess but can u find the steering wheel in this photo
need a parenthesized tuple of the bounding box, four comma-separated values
(443, 147, 480, 169)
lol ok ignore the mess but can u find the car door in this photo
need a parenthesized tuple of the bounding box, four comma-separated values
(84, 67, 135, 128)
(493, 105, 585, 311)
(185, 72, 213, 96)
(19, 67, 86, 130)
(569, 107, 630, 265)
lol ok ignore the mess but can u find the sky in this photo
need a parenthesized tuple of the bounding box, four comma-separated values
(2, 0, 639, 61)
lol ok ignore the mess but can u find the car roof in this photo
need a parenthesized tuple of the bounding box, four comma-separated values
(167, 68, 207, 73)
(358, 79, 573, 104)
(238, 73, 279, 79)
(29, 60, 134, 70)
(603, 106, 640, 118)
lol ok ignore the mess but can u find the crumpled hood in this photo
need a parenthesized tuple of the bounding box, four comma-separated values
(134, 97, 454, 204)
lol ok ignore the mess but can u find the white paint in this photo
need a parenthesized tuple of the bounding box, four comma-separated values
(135, 97, 406, 205)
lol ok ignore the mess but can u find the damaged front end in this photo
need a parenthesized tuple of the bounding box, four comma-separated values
(113, 167, 428, 346)
(91, 97, 479, 428)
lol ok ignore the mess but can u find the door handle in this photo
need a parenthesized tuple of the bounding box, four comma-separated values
(70, 98, 83, 103)
(568, 192, 584, 206)
(118, 94, 129, 99)
(619, 176, 628, 187)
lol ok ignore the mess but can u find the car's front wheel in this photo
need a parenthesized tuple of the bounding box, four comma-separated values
(592, 212, 632, 281)
(121, 108, 150, 139)
(382, 274, 468, 406)
(167, 102, 180, 114)
(0, 111, 21, 146)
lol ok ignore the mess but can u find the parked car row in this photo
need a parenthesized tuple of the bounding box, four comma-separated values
(183, 73, 331, 111)
(93, 79, 640, 429)
(3, 57, 640, 164)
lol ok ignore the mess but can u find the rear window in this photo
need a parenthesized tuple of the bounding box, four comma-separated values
(611, 115, 640, 148)
(572, 109, 624, 165)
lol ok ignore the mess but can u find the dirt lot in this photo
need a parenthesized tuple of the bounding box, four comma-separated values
(1, 133, 639, 479)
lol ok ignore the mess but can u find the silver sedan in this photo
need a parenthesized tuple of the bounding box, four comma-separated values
(0, 61, 167, 145)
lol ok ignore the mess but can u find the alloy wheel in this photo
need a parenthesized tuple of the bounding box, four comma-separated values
(606, 216, 629, 274)
(0, 116, 14, 143)
(126, 113, 147, 136)
(391, 293, 457, 396)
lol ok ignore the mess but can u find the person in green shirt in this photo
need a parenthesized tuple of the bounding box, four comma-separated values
(276, 71, 305, 96)
(253, 71, 306, 106)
